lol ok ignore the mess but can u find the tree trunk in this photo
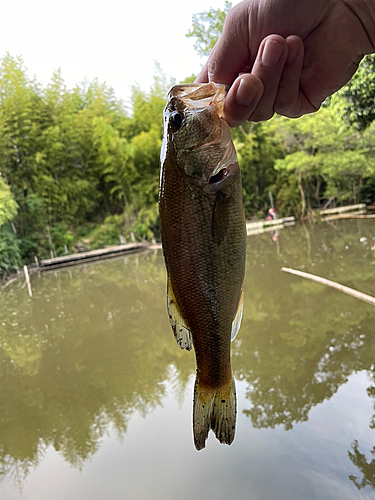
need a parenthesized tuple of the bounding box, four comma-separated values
(297, 170, 306, 218)
(315, 176, 322, 206)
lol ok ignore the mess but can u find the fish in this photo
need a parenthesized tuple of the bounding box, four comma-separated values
(159, 82, 246, 450)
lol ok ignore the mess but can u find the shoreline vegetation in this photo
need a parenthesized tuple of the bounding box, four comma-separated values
(1, 4, 375, 281)
(2, 205, 374, 290)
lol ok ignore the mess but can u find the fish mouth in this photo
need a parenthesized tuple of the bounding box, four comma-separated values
(168, 83, 228, 116)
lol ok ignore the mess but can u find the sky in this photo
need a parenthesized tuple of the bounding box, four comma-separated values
(0, 0, 237, 102)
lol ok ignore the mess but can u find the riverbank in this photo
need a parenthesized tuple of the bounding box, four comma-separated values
(1, 203, 372, 289)
(1, 242, 153, 290)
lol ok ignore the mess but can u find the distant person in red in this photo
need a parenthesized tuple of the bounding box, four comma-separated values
(267, 208, 278, 220)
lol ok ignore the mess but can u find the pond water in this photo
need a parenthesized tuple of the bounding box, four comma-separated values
(0, 220, 375, 500)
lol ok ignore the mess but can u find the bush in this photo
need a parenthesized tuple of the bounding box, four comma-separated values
(361, 178, 375, 204)
(0, 227, 22, 274)
(51, 223, 74, 256)
(85, 217, 121, 249)
(18, 238, 38, 260)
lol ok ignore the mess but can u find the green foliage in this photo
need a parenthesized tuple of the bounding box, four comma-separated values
(273, 172, 302, 217)
(180, 74, 196, 84)
(17, 237, 37, 260)
(269, 108, 375, 215)
(229, 105, 375, 218)
(186, 1, 232, 56)
(86, 215, 123, 249)
(333, 54, 375, 130)
(0, 54, 174, 275)
(51, 223, 74, 256)
(361, 178, 375, 204)
(235, 123, 282, 216)
(0, 177, 17, 227)
(128, 204, 159, 241)
(93, 115, 135, 208)
(0, 226, 22, 273)
(1, 40, 375, 273)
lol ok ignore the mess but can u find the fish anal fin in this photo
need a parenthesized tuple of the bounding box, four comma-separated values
(193, 377, 236, 451)
(167, 278, 193, 351)
(231, 288, 244, 342)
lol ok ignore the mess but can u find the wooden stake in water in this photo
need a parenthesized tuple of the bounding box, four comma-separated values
(269, 191, 274, 209)
(24, 265, 32, 297)
(282, 267, 375, 306)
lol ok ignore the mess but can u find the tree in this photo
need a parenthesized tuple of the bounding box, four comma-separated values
(0, 177, 17, 227)
(332, 54, 375, 130)
(234, 122, 282, 217)
(186, 1, 232, 57)
(270, 108, 375, 215)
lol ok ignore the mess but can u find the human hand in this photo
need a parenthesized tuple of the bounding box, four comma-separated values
(196, 0, 375, 126)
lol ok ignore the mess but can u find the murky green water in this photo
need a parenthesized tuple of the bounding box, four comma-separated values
(1, 220, 375, 500)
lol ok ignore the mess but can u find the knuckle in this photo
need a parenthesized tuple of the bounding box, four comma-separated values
(225, 4, 243, 25)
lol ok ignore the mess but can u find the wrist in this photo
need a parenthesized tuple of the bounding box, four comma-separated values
(343, 0, 375, 53)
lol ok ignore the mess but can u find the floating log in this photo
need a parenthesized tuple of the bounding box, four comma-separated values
(322, 213, 375, 221)
(282, 267, 375, 306)
(246, 216, 295, 236)
(318, 203, 366, 215)
(39, 243, 148, 269)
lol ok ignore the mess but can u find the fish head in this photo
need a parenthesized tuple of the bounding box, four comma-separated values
(161, 83, 236, 185)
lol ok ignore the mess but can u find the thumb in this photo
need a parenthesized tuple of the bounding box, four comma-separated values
(195, 4, 251, 85)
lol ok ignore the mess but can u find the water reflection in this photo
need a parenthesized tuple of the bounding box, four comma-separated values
(236, 220, 375, 491)
(349, 440, 375, 490)
(0, 220, 374, 493)
(348, 372, 375, 491)
(0, 252, 195, 485)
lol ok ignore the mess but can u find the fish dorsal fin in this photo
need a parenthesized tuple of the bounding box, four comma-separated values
(167, 278, 193, 351)
(231, 288, 244, 341)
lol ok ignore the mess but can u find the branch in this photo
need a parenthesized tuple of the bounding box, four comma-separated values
(281, 267, 375, 306)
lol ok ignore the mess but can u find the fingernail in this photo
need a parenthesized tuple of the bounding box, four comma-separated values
(235, 78, 257, 106)
(261, 40, 284, 67)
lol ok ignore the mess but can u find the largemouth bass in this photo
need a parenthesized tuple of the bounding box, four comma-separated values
(159, 83, 246, 450)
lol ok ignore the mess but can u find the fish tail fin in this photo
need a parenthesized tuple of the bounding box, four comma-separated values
(193, 376, 236, 451)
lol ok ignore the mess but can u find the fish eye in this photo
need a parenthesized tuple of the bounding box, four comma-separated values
(169, 110, 183, 133)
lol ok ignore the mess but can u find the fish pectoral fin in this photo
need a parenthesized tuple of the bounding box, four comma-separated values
(193, 377, 236, 451)
(167, 279, 193, 351)
(231, 288, 244, 342)
(211, 191, 230, 246)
